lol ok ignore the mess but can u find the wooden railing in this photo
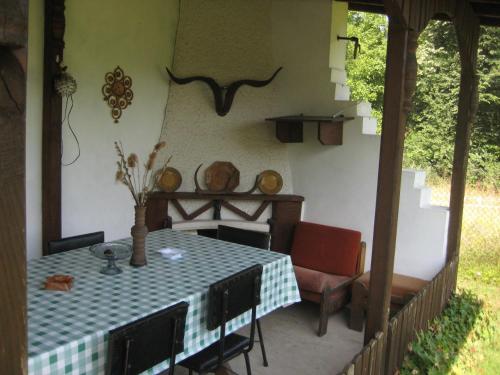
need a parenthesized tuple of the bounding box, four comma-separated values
(338, 257, 459, 375)
(385, 257, 458, 375)
(338, 331, 386, 375)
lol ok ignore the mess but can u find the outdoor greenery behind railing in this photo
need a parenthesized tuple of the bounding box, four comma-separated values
(431, 184, 500, 286)
(346, 13, 499, 188)
(384, 258, 458, 375)
(338, 259, 458, 375)
(400, 290, 496, 374)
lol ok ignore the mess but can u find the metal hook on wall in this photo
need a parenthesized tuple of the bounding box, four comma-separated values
(337, 35, 361, 59)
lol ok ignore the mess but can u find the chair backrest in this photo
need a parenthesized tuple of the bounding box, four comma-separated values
(207, 264, 263, 367)
(290, 222, 362, 277)
(106, 301, 189, 375)
(47, 231, 105, 255)
(217, 225, 270, 250)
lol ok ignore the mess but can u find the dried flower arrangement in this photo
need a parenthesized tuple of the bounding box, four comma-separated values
(114, 141, 171, 207)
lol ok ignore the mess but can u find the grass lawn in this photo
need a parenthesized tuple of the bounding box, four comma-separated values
(429, 184, 499, 374)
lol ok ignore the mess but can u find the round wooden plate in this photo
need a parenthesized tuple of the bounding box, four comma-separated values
(258, 170, 283, 195)
(205, 161, 240, 192)
(157, 167, 182, 192)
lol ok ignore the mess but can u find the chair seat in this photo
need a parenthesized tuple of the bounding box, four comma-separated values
(294, 265, 351, 294)
(356, 271, 428, 300)
(179, 333, 250, 372)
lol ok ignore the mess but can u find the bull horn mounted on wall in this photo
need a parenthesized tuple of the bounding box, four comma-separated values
(194, 164, 261, 195)
(166, 67, 283, 116)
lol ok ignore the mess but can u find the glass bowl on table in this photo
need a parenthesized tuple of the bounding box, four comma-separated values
(89, 242, 132, 275)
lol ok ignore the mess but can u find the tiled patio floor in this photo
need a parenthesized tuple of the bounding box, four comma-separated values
(176, 302, 364, 375)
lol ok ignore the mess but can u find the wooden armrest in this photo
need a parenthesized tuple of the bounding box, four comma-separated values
(323, 272, 363, 297)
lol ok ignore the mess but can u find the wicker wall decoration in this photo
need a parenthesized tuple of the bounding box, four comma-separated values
(102, 66, 133, 123)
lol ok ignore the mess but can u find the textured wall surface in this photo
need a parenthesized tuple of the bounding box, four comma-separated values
(159, 0, 292, 200)
(158, 0, 294, 221)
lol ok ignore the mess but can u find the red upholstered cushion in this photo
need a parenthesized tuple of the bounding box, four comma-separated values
(294, 265, 351, 293)
(291, 222, 361, 277)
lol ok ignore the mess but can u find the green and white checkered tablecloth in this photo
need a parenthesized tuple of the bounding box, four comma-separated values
(28, 229, 300, 374)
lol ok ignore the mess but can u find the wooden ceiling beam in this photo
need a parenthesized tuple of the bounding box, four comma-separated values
(337, 0, 500, 26)
(0, 0, 28, 47)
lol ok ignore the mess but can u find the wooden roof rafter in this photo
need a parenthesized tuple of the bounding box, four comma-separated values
(337, 0, 500, 27)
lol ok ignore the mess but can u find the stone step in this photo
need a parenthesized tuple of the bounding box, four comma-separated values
(344, 116, 377, 136)
(331, 100, 372, 118)
(400, 169, 446, 210)
(333, 83, 350, 101)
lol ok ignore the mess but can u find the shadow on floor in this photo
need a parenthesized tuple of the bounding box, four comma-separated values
(176, 302, 364, 375)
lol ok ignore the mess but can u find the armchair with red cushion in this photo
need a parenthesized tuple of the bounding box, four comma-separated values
(290, 222, 365, 336)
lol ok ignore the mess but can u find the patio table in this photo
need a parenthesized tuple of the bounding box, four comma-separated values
(28, 229, 300, 374)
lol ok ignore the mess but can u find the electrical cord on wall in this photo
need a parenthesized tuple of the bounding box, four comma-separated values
(158, 0, 183, 143)
(61, 95, 80, 166)
(54, 67, 80, 166)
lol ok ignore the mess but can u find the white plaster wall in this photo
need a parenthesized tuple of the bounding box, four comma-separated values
(330, 2, 349, 73)
(330, 2, 351, 100)
(395, 171, 449, 279)
(271, 0, 343, 116)
(26, 0, 44, 260)
(289, 119, 380, 270)
(271, 0, 448, 278)
(25, 0, 179, 259)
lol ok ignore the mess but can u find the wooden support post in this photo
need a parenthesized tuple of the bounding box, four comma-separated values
(446, 18, 481, 264)
(364, 18, 409, 344)
(0, 1, 28, 373)
(42, 0, 65, 254)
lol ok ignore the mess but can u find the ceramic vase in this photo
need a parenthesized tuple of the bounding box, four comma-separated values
(130, 206, 148, 267)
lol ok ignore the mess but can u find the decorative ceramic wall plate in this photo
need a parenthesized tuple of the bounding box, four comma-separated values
(258, 170, 283, 195)
(205, 162, 240, 192)
(102, 66, 133, 123)
(157, 167, 182, 192)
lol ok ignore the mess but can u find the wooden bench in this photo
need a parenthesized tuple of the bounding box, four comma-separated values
(349, 271, 428, 331)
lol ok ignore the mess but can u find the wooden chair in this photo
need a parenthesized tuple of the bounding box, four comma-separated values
(290, 222, 365, 336)
(179, 264, 263, 375)
(106, 301, 189, 375)
(47, 231, 104, 255)
(217, 225, 270, 250)
(349, 271, 428, 331)
(217, 225, 271, 367)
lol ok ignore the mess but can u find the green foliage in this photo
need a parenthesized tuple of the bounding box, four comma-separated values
(405, 22, 500, 188)
(400, 290, 496, 375)
(459, 203, 500, 286)
(404, 22, 460, 179)
(346, 12, 388, 126)
(346, 13, 500, 188)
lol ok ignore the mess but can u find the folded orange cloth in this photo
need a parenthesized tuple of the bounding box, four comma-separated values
(44, 274, 74, 291)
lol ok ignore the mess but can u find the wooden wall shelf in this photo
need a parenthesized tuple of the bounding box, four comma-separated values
(265, 115, 354, 145)
(150, 192, 304, 202)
